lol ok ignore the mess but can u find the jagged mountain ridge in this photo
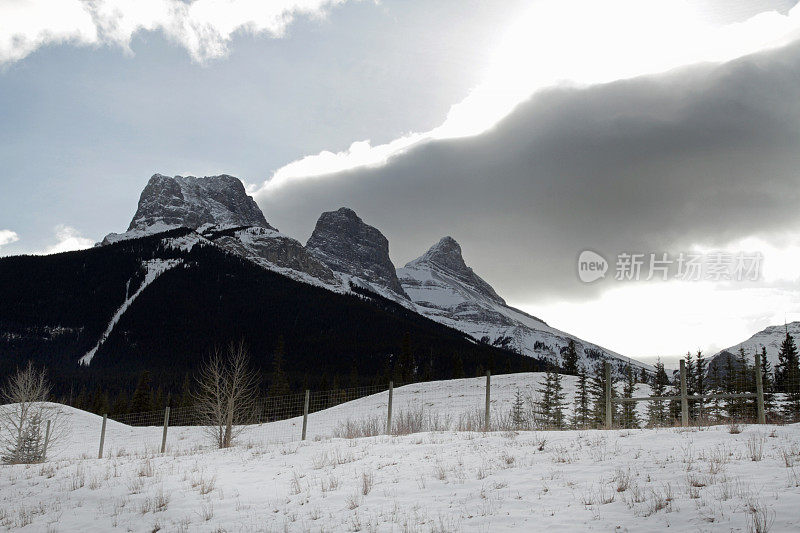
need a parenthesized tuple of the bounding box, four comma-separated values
(93, 173, 651, 373)
(398, 237, 651, 373)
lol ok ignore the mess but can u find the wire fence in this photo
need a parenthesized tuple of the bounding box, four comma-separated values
(29, 357, 800, 461)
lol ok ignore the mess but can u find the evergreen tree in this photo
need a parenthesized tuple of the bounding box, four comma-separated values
(621, 365, 639, 428)
(178, 374, 192, 409)
(685, 351, 696, 419)
(572, 366, 591, 429)
(270, 336, 291, 397)
(511, 388, 526, 430)
(723, 355, 737, 420)
(695, 350, 707, 422)
(647, 359, 669, 426)
(759, 346, 776, 416)
(537, 368, 566, 429)
(395, 332, 413, 383)
(129, 370, 154, 413)
(562, 340, 579, 375)
(640, 366, 649, 385)
(777, 334, 800, 421)
(589, 363, 617, 427)
(453, 353, 465, 379)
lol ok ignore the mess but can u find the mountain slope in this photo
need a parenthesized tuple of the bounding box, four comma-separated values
(398, 237, 652, 374)
(709, 321, 800, 374)
(0, 229, 540, 394)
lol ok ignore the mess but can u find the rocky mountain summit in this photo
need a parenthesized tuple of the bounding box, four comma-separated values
(398, 237, 650, 373)
(129, 174, 272, 232)
(306, 208, 408, 299)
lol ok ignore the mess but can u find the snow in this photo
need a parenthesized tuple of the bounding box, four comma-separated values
(398, 260, 653, 375)
(78, 259, 182, 366)
(713, 321, 800, 368)
(2, 393, 799, 531)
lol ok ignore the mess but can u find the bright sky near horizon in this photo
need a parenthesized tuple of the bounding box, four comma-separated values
(2, 0, 800, 365)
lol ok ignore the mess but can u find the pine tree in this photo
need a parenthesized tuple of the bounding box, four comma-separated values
(695, 350, 707, 422)
(537, 370, 554, 428)
(647, 359, 669, 426)
(572, 366, 591, 429)
(453, 353, 465, 379)
(550, 370, 566, 429)
(776, 332, 798, 392)
(621, 365, 639, 428)
(778, 334, 800, 422)
(562, 340, 579, 375)
(685, 351, 696, 419)
(537, 368, 566, 429)
(723, 355, 737, 421)
(271, 336, 291, 397)
(640, 366, 649, 385)
(395, 332, 413, 383)
(129, 370, 154, 414)
(589, 363, 617, 427)
(511, 388, 526, 430)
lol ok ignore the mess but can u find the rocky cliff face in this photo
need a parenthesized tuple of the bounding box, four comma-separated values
(398, 236, 651, 374)
(306, 208, 408, 299)
(128, 174, 272, 232)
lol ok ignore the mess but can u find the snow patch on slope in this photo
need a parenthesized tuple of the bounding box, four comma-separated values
(78, 259, 182, 366)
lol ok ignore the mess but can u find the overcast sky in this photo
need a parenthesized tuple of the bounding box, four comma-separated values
(2, 0, 800, 365)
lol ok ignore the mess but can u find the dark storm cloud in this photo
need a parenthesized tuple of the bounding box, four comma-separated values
(256, 41, 800, 303)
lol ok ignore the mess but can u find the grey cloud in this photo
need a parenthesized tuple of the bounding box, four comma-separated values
(255, 41, 800, 303)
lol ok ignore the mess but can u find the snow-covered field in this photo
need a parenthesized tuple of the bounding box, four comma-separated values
(2, 374, 799, 532)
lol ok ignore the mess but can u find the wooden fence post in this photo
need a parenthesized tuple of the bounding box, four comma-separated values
(485, 370, 491, 432)
(680, 359, 688, 427)
(160, 406, 170, 453)
(755, 351, 766, 424)
(604, 362, 612, 429)
(98, 414, 107, 459)
(301, 390, 310, 441)
(386, 382, 393, 435)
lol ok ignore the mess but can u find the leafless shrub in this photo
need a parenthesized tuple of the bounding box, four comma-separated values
(747, 434, 765, 462)
(193, 341, 260, 449)
(747, 498, 774, 533)
(360, 471, 374, 495)
(728, 422, 742, 434)
(614, 468, 632, 492)
(0, 362, 67, 464)
(332, 416, 383, 439)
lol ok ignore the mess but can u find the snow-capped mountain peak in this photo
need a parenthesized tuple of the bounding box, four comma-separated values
(406, 236, 505, 306)
(399, 238, 651, 374)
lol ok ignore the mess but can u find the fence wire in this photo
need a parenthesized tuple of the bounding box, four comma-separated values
(42, 363, 800, 460)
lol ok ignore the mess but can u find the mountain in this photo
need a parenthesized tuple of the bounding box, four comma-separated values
(398, 236, 651, 374)
(306, 207, 409, 301)
(0, 228, 539, 395)
(101, 174, 337, 288)
(2, 172, 652, 390)
(708, 321, 800, 375)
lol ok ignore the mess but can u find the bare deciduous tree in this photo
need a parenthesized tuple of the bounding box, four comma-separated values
(193, 341, 260, 448)
(0, 362, 66, 464)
